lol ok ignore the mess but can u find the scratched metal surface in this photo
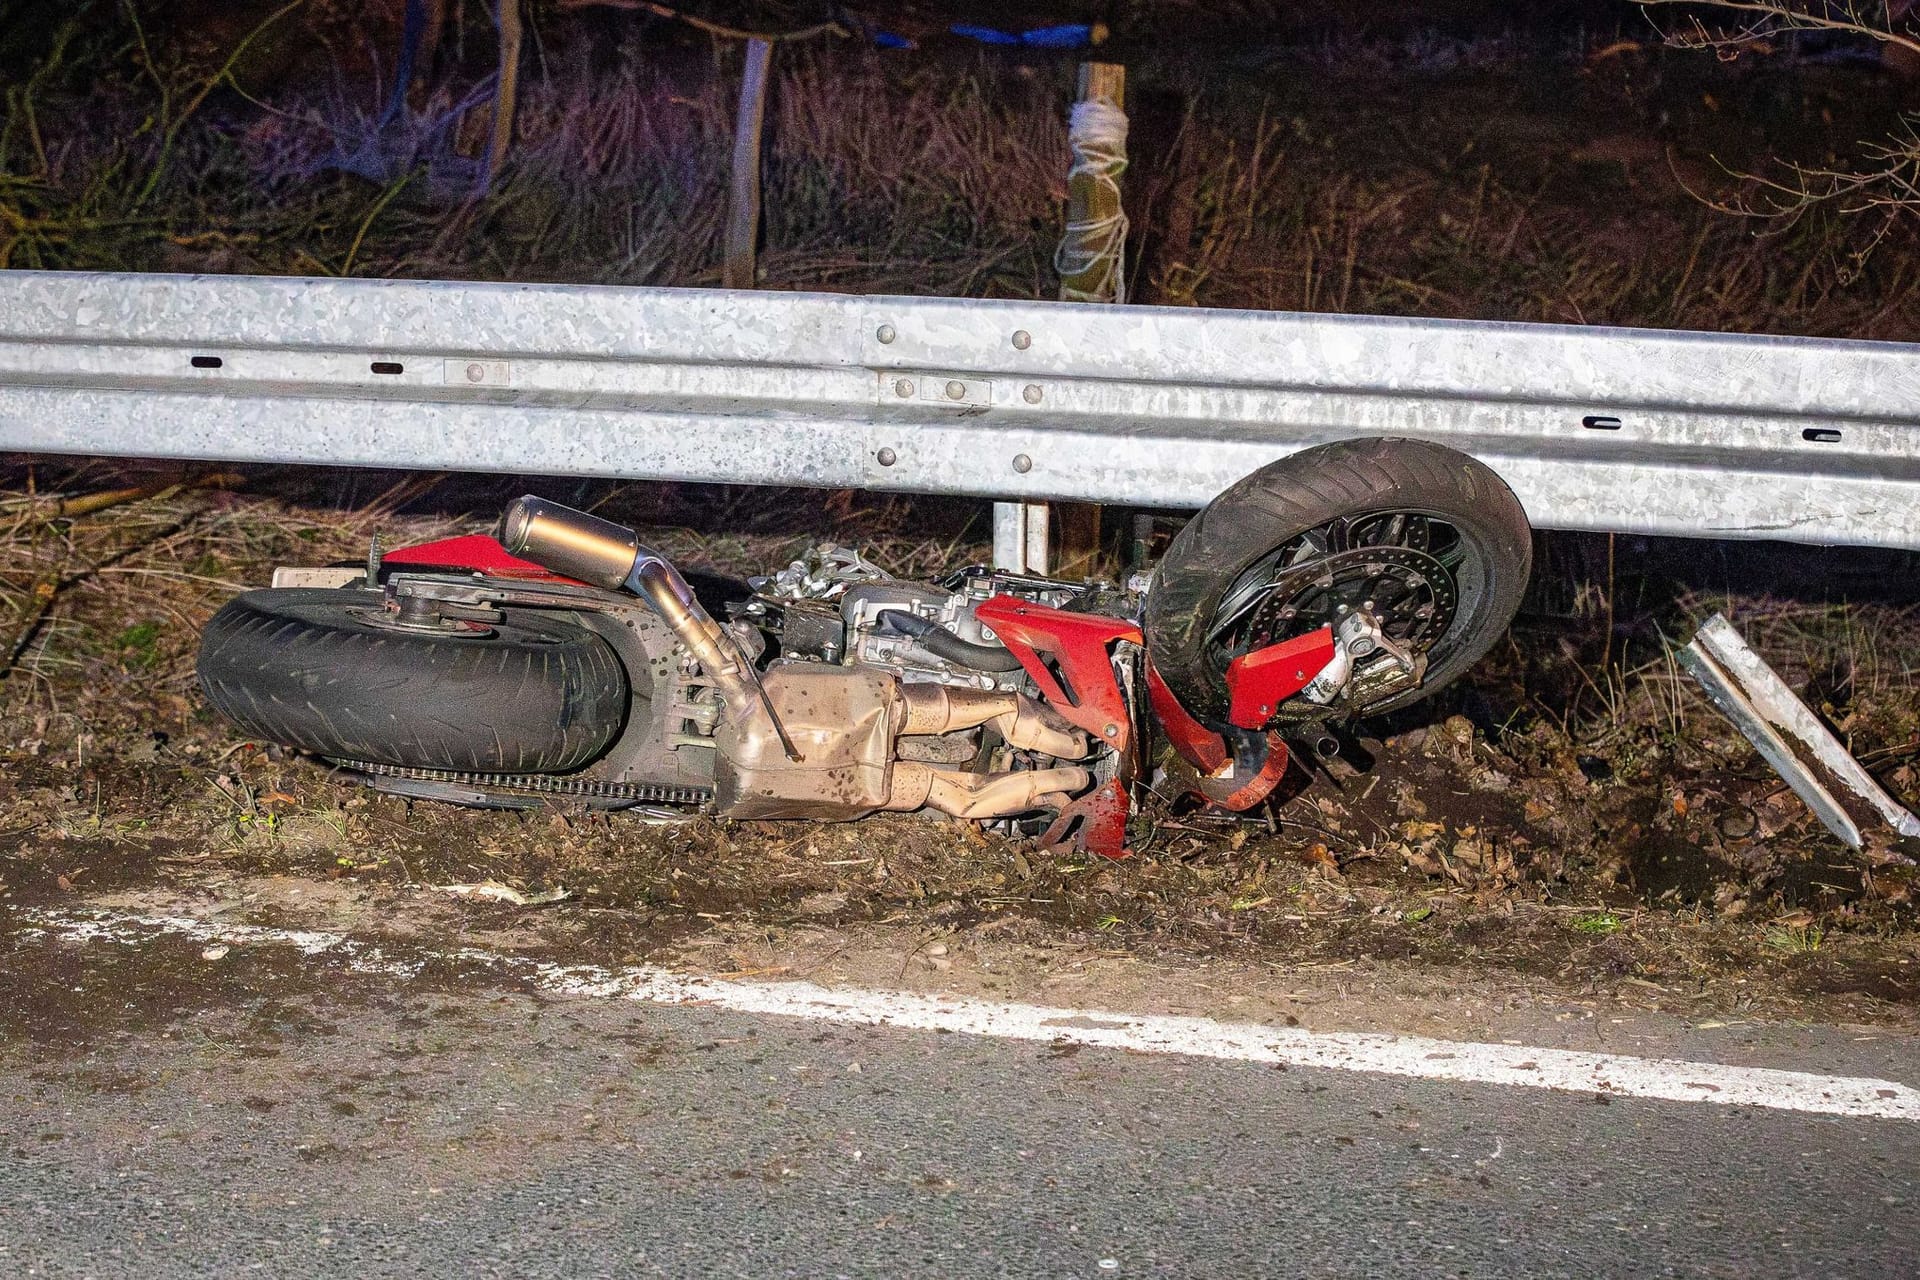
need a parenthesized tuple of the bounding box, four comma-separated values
(2, 271, 1917, 548)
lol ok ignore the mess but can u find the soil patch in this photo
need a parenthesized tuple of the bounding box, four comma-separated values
(2, 471, 1917, 1030)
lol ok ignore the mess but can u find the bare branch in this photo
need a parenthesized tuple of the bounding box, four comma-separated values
(1639, 0, 1920, 59)
(554, 0, 848, 44)
(1636, 1, 1920, 273)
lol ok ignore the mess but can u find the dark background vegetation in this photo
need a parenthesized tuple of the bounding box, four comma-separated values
(3, 1, 1916, 335)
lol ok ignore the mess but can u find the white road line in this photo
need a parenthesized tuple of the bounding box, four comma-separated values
(18, 905, 1920, 1122)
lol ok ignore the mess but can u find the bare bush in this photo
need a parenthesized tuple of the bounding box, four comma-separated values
(1639, 1, 1920, 272)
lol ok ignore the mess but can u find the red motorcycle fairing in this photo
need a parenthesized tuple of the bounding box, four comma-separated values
(1223, 628, 1337, 730)
(972, 597, 1141, 746)
(381, 534, 575, 581)
(1147, 666, 1295, 813)
(972, 597, 1143, 860)
(1149, 625, 1334, 815)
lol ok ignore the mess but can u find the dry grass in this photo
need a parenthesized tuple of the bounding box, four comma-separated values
(2, 466, 1918, 1024)
(3, 8, 1916, 336)
(1567, 592, 1920, 761)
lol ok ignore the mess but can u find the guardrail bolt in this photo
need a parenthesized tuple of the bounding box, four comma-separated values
(1012, 330, 1032, 350)
(894, 378, 915, 398)
(876, 324, 897, 344)
(1012, 453, 1033, 473)
(876, 447, 897, 467)
(945, 380, 967, 400)
(1022, 384, 1043, 404)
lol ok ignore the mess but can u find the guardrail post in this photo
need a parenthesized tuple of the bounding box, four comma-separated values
(1005, 60, 1129, 577)
(723, 38, 775, 291)
(992, 501, 1051, 574)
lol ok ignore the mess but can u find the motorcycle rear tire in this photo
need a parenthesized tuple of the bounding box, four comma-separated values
(196, 588, 629, 774)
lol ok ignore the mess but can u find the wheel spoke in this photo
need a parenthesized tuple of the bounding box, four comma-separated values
(1371, 580, 1414, 611)
(1205, 551, 1297, 644)
(1325, 516, 1354, 554)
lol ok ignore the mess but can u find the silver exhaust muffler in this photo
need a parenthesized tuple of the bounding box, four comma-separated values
(500, 496, 800, 760)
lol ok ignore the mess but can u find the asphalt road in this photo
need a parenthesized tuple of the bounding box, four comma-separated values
(3, 916, 1918, 1278)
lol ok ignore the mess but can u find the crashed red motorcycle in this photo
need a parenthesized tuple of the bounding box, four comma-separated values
(195, 439, 1533, 857)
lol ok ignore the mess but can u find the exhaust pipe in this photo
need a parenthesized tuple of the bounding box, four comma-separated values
(500, 496, 799, 759)
(499, 495, 648, 591)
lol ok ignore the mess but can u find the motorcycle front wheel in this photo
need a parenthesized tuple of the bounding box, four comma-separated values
(1143, 438, 1534, 730)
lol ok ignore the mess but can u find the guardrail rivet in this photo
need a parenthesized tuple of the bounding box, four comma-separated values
(876, 324, 897, 344)
(894, 378, 915, 398)
(1022, 384, 1043, 404)
(1012, 453, 1033, 473)
(945, 380, 967, 400)
(466, 363, 486, 383)
(876, 447, 897, 467)
(1012, 330, 1032, 350)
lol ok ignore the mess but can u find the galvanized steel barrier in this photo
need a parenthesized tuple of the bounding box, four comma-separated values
(2, 270, 1917, 550)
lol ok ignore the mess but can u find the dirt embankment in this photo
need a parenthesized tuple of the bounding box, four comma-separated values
(5, 9, 1920, 1024)
(3, 467, 1917, 1029)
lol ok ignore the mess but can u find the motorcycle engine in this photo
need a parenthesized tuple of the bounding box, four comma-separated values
(741, 553, 1108, 794)
(750, 561, 1083, 689)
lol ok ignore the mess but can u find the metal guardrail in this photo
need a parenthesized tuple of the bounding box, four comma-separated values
(1680, 614, 1920, 852)
(2, 270, 1918, 549)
